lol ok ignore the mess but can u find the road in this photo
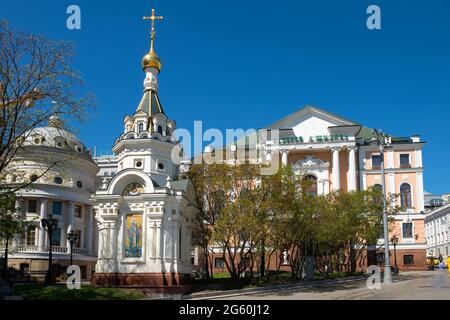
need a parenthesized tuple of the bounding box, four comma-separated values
(216, 271, 450, 300)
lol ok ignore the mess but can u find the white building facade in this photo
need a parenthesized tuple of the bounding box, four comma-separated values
(425, 204, 450, 262)
(3, 118, 99, 279)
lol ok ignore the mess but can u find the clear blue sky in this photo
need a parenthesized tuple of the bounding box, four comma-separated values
(2, 0, 449, 194)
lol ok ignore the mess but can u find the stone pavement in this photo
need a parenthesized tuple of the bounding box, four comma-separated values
(214, 271, 450, 300)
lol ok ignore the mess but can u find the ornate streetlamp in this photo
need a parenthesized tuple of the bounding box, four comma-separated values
(391, 235, 399, 274)
(67, 230, 78, 266)
(371, 129, 393, 284)
(41, 213, 59, 284)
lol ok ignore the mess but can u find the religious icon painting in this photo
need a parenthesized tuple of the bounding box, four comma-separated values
(125, 214, 143, 258)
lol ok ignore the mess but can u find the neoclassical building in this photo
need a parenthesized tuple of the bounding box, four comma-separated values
(3, 117, 99, 280)
(91, 10, 197, 290)
(200, 106, 427, 272)
(425, 204, 450, 261)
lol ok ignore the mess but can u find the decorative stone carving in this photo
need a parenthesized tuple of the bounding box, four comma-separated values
(293, 156, 329, 170)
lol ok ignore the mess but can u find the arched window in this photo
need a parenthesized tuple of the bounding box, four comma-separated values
(400, 183, 412, 208)
(122, 183, 144, 196)
(303, 175, 318, 196)
(157, 125, 163, 135)
(373, 184, 383, 206)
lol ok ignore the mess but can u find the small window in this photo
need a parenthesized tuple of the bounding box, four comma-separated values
(30, 174, 39, 182)
(51, 228, 61, 246)
(402, 222, 413, 239)
(157, 125, 163, 135)
(403, 255, 414, 265)
(28, 200, 37, 214)
(373, 184, 383, 206)
(371, 154, 382, 167)
(158, 162, 165, 170)
(400, 154, 410, 167)
(76, 180, 83, 189)
(74, 230, 82, 248)
(52, 201, 62, 215)
(400, 183, 412, 208)
(54, 176, 63, 185)
(138, 123, 144, 133)
(75, 205, 82, 218)
(215, 258, 225, 268)
(135, 161, 143, 168)
(303, 175, 318, 196)
(376, 252, 385, 264)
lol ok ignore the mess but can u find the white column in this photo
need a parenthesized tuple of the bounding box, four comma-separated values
(388, 173, 396, 206)
(87, 206, 93, 252)
(155, 223, 164, 258)
(387, 150, 394, 169)
(39, 199, 48, 251)
(281, 150, 289, 166)
(13, 199, 24, 247)
(331, 147, 341, 191)
(348, 147, 357, 191)
(416, 172, 425, 212)
(415, 149, 423, 167)
(67, 201, 75, 252)
(194, 246, 199, 266)
(322, 179, 330, 195)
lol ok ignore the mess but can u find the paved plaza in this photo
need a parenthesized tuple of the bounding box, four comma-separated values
(214, 271, 450, 300)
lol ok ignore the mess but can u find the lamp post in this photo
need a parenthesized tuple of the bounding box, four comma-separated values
(391, 235, 399, 274)
(41, 213, 59, 284)
(371, 129, 393, 284)
(67, 230, 78, 266)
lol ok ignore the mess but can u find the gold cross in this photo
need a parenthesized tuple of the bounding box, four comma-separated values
(143, 8, 163, 38)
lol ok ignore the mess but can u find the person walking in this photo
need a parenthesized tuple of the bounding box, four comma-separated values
(447, 256, 450, 273)
(439, 255, 444, 271)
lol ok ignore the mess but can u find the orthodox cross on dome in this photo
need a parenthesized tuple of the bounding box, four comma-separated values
(143, 8, 163, 51)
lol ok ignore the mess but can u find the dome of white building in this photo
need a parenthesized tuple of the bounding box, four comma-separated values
(21, 116, 90, 157)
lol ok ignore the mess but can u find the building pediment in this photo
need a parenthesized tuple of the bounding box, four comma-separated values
(268, 106, 359, 141)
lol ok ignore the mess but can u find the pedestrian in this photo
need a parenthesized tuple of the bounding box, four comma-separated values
(447, 256, 450, 273)
(439, 255, 444, 270)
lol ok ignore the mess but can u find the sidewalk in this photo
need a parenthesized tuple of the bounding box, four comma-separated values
(183, 275, 369, 300)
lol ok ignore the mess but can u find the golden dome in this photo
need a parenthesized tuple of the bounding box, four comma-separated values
(142, 49, 162, 73)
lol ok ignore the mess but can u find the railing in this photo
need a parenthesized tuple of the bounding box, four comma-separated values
(16, 245, 40, 253)
(49, 246, 68, 253)
(73, 247, 91, 255)
(4, 245, 96, 256)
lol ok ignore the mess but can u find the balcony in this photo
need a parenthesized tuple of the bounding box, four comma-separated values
(1, 245, 96, 256)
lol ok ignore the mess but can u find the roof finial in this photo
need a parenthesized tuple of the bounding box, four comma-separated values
(142, 8, 164, 72)
(143, 8, 163, 52)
